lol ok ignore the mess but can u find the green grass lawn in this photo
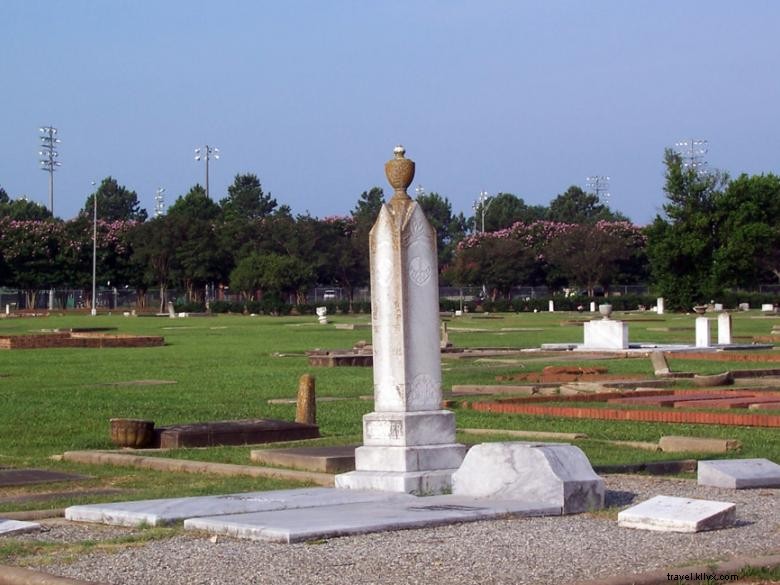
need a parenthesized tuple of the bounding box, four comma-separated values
(0, 309, 778, 511)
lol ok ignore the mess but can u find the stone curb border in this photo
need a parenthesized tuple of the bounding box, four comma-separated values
(566, 553, 780, 585)
(0, 565, 109, 585)
(61, 451, 334, 487)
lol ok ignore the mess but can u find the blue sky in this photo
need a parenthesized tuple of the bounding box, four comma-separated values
(2, 1, 779, 224)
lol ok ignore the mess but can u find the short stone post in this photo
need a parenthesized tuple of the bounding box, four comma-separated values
(589, 301, 596, 312)
(548, 300, 554, 312)
(695, 317, 711, 348)
(167, 301, 176, 319)
(295, 374, 316, 425)
(656, 297, 665, 315)
(4, 304, 9, 315)
(717, 313, 732, 345)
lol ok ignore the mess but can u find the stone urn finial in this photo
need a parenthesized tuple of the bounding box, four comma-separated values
(385, 145, 415, 200)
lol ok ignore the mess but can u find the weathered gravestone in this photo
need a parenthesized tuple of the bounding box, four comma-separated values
(698, 458, 780, 489)
(618, 495, 736, 532)
(335, 146, 465, 494)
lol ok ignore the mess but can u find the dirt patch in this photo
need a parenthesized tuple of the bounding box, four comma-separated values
(497, 366, 645, 383)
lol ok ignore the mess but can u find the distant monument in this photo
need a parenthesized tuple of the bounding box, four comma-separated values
(582, 303, 629, 349)
(336, 146, 465, 494)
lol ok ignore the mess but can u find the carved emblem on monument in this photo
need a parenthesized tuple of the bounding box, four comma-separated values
(408, 256, 432, 286)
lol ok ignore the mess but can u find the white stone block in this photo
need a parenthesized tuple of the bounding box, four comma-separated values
(618, 495, 735, 532)
(714, 303, 724, 311)
(583, 319, 629, 349)
(0, 519, 40, 536)
(335, 468, 458, 495)
(717, 313, 732, 345)
(695, 317, 711, 347)
(762, 303, 775, 312)
(698, 458, 780, 489)
(362, 410, 457, 446)
(548, 300, 554, 312)
(354, 444, 466, 472)
(656, 297, 664, 315)
(451, 442, 605, 514)
(589, 301, 596, 312)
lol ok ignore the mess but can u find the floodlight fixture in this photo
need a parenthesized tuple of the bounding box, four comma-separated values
(674, 138, 709, 174)
(39, 125, 60, 215)
(473, 189, 492, 233)
(194, 145, 220, 197)
(586, 175, 611, 204)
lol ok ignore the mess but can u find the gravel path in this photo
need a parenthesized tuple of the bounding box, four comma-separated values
(7, 475, 780, 585)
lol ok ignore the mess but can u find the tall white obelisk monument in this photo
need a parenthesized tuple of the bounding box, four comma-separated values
(336, 146, 465, 494)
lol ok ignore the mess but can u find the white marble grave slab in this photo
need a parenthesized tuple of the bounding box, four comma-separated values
(0, 518, 40, 536)
(184, 495, 559, 543)
(65, 487, 414, 527)
(617, 495, 735, 532)
(698, 458, 780, 489)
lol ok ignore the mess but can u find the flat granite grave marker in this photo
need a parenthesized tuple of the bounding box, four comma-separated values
(698, 458, 780, 489)
(0, 469, 89, 487)
(618, 495, 736, 532)
(155, 418, 319, 449)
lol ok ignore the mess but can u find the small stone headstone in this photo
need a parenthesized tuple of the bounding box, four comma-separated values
(167, 301, 176, 319)
(698, 458, 780, 489)
(650, 351, 670, 376)
(717, 312, 732, 344)
(618, 495, 735, 532)
(739, 302, 750, 311)
(695, 317, 711, 347)
(295, 374, 316, 425)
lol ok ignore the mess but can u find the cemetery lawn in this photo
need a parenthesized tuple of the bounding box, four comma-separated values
(0, 310, 778, 511)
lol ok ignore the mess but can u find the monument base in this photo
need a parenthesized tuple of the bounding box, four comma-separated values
(335, 468, 460, 495)
(583, 319, 629, 350)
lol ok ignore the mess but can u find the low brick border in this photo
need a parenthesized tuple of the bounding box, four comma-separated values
(0, 333, 164, 349)
(466, 401, 780, 427)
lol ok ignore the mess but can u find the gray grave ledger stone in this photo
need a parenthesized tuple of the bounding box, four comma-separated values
(336, 146, 465, 495)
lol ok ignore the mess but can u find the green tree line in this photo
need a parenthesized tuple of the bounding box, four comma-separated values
(1, 153, 779, 311)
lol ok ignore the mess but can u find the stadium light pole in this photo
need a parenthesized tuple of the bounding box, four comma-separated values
(91, 181, 98, 316)
(473, 190, 492, 233)
(39, 126, 61, 215)
(194, 145, 219, 198)
(674, 138, 709, 174)
(154, 187, 166, 217)
(585, 176, 611, 204)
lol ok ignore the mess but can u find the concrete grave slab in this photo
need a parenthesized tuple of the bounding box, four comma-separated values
(250, 445, 357, 474)
(0, 469, 89, 487)
(451, 442, 605, 514)
(155, 418, 319, 449)
(698, 458, 780, 489)
(65, 487, 413, 527)
(0, 518, 40, 536)
(618, 495, 735, 532)
(184, 495, 559, 543)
